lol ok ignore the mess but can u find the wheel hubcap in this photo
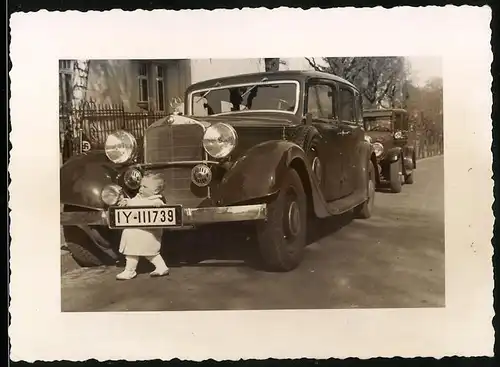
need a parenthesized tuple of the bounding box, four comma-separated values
(287, 201, 301, 237)
(368, 178, 375, 210)
(399, 161, 404, 183)
(312, 156, 322, 183)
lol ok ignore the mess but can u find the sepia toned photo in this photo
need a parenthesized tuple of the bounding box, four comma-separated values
(9, 6, 493, 362)
(59, 57, 445, 311)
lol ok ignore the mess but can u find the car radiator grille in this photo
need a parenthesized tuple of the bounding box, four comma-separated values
(144, 124, 209, 208)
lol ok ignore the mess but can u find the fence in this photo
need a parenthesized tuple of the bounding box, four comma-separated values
(60, 102, 444, 163)
(415, 132, 444, 159)
(60, 102, 170, 162)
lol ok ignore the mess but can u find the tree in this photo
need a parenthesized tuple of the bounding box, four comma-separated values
(264, 58, 287, 72)
(406, 77, 443, 134)
(71, 60, 90, 108)
(405, 77, 443, 156)
(63, 60, 90, 159)
(304, 57, 409, 109)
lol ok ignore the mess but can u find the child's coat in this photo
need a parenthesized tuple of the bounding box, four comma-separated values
(119, 194, 165, 257)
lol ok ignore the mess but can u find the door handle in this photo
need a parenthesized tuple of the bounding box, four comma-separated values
(338, 130, 352, 136)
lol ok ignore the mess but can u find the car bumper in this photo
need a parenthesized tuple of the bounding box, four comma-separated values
(60, 204, 268, 227)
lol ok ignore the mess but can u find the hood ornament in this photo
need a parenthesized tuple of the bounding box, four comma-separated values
(169, 97, 184, 115)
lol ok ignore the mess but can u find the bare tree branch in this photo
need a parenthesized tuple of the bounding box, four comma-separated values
(305, 56, 408, 109)
(305, 57, 325, 72)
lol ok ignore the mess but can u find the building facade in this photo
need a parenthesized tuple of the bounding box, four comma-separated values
(58, 58, 282, 113)
(57, 57, 315, 161)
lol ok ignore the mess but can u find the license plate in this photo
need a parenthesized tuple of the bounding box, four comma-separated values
(108, 206, 182, 228)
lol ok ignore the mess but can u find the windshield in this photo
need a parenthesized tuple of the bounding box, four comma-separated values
(190, 82, 298, 116)
(365, 116, 393, 132)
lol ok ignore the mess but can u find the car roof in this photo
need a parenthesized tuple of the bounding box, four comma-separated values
(363, 108, 408, 117)
(185, 70, 358, 93)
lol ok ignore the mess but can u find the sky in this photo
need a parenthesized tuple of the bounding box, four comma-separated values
(406, 56, 442, 86)
(281, 56, 442, 87)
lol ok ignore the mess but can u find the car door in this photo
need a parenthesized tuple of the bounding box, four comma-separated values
(305, 79, 343, 201)
(337, 85, 365, 197)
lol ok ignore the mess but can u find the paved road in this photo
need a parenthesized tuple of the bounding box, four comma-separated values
(61, 156, 445, 311)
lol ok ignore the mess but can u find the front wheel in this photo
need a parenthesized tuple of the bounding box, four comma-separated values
(63, 226, 120, 267)
(256, 168, 307, 272)
(389, 158, 404, 193)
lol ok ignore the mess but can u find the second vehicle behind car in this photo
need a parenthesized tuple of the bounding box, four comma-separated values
(363, 108, 416, 193)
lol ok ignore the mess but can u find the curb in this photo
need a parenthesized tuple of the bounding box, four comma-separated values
(417, 154, 443, 162)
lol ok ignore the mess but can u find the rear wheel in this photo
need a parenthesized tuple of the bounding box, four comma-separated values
(405, 169, 415, 184)
(256, 168, 307, 272)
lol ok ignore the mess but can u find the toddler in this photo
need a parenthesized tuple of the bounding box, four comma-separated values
(116, 172, 170, 280)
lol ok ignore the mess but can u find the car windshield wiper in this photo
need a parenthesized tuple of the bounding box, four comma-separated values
(240, 77, 269, 99)
(196, 81, 222, 103)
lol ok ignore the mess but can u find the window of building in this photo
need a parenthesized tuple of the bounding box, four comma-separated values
(339, 87, 355, 122)
(156, 65, 165, 111)
(307, 84, 335, 119)
(138, 63, 149, 103)
(59, 60, 73, 104)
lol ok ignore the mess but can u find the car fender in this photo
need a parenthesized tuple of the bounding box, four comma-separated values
(357, 140, 378, 193)
(403, 145, 416, 169)
(216, 140, 328, 216)
(60, 151, 122, 210)
(403, 144, 415, 157)
(384, 146, 403, 163)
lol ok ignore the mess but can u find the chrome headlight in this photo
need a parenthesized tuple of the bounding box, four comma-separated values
(364, 135, 372, 143)
(373, 142, 384, 157)
(104, 130, 138, 164)
(394, 131, 403, 139)
(202, 123, 238, 159)
(100, 184, 123, 206)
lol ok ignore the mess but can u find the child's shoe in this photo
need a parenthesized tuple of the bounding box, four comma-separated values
(150, 267, 169, 277)
(116, 269, 137, 280)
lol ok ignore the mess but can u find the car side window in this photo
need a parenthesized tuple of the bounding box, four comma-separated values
(339, 87, 355, 123)
(354, 92, 364, 126)
(307, 84, 335, 120)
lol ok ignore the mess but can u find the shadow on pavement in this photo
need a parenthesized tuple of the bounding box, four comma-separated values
(307, 211, 354, 244)
(138, 213, 355, 272)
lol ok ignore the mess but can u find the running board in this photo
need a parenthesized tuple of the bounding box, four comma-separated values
(309, 175, 367, 219)
(325, 190, 367, 216)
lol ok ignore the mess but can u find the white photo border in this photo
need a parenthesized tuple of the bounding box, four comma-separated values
(9, 6, 494, 361)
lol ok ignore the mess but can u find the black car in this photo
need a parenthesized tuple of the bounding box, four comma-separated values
(60, 70, 377, 272)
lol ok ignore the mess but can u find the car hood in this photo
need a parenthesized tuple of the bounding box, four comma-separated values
(148, 112, 301, 130)
(199, 112, 301, 127)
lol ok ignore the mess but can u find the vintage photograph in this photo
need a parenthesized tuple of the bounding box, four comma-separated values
(59, 56, 445, 312)
(9, 7, 493, 361)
